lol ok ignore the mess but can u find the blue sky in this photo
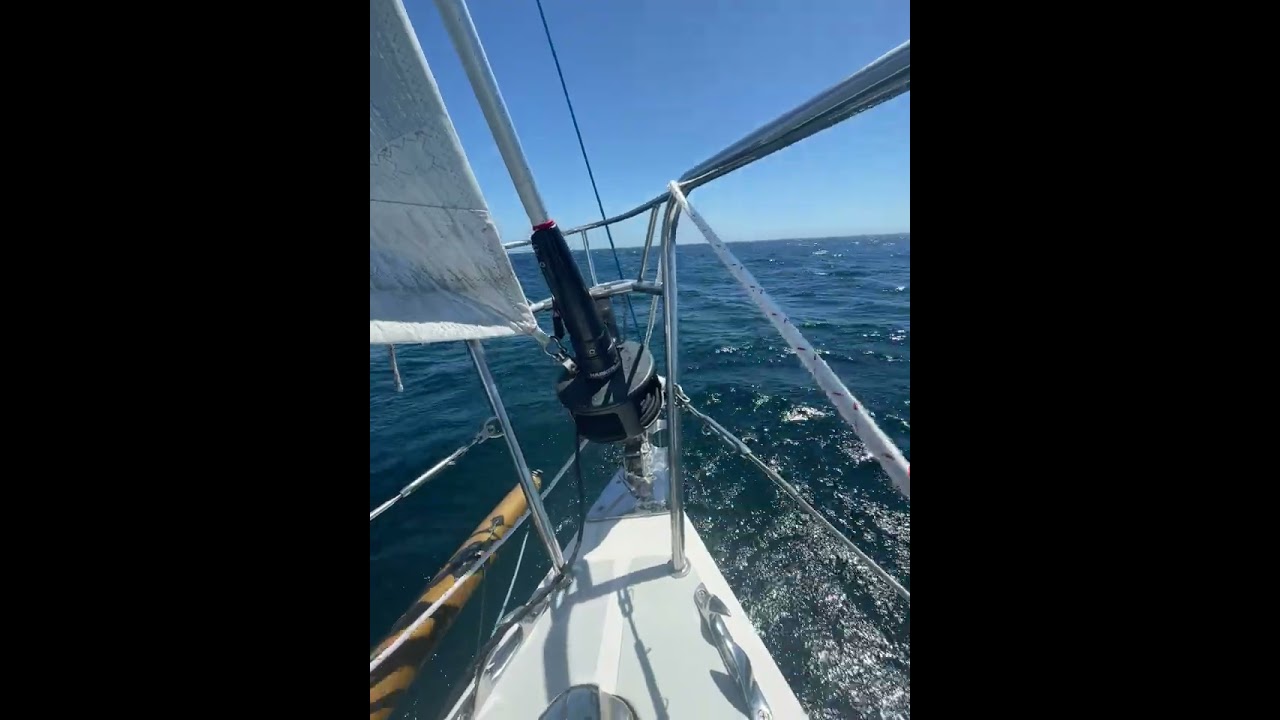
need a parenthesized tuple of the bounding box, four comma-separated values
(402, 0, 910, 246)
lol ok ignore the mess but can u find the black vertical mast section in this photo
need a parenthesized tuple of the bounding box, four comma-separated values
(530, 221, 662, 443)
(531, 221, 619, 379)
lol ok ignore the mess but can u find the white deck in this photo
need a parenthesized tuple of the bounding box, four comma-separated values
(471, 475, 807, 719)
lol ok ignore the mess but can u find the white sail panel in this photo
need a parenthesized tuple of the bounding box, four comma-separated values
(370, 0, 536, 345)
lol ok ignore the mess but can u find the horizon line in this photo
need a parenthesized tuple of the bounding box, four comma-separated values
(504, 231, 910, 253)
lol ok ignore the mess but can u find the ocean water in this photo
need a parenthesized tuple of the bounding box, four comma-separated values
(370, 234, 910, 719)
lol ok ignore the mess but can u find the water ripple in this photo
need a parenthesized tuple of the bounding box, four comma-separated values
(371, 236, 910, 718)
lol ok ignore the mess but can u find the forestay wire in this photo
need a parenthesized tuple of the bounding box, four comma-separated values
(534, 0, 640, 338)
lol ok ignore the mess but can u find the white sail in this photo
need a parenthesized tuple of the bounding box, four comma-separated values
(370, 0, 537, 345)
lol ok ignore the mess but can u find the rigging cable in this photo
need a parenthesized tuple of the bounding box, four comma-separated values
(491, 526, 530, 637)
(437, 432, 589, 719)
(534, 0, 640, 339)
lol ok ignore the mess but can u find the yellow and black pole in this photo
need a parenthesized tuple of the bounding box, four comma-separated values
(369, 473, 538, 720)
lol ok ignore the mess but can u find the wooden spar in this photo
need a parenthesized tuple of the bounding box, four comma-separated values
(369, 473, 540, 720)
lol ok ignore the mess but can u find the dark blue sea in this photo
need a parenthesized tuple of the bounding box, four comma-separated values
(370, 235, 910, 719)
